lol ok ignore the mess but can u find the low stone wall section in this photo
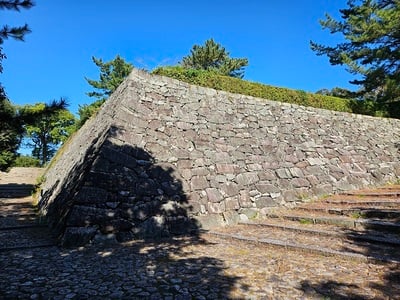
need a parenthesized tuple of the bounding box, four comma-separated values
(39, 68, 400, 246)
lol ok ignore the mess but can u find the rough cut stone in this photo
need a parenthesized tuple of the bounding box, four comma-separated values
(61, 227, 98, 247)
(238, 190, 253, 208)
(255, 183, 280, 194)
(195, 214, 225, 230)
(216, 164, 239, 174)
(235, 172, 259, 186)
(275, 168, 292, 179)
(223, 211, 240, 225)
(291, 178, 311, 188)
(225, 196, 240, 210)
(221, 182, 240, 197)
(207, 201, 226, 214)
(239, 208, 258, 220)
(37, 68, 400, 247)
(205, 188, 223, 203)
(255, 197, 277, 208)
(190, 176, 209, 190)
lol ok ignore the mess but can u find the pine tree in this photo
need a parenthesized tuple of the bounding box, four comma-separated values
(311, 0, 400, 102)
(79, 55, 133, 127)
(0, 0, 34, 44)
(85, 55, 134, 101)
(181, 39, 248, 78)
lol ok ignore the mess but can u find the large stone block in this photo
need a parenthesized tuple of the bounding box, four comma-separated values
(221, 182, 240, 197)
(255, 183, 280, 194)
(195, 214, 225, 230)
(61, 227, 98, 247)
(206, 188, 223, 203)
(207, 201, 226, 214)
(190, 176, 209, 190)
(235, 172, 259, 186)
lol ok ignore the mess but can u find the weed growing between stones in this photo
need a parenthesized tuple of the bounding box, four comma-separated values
(299, 218, 314, 225)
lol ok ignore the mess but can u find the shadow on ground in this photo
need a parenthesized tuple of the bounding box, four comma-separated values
(300, 205, 400, 298)
(0, 183, 35, 198)
(0, 236, 242, 298)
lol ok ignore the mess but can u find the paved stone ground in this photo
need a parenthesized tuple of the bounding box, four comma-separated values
(1, 234, 399, 299)
(1, 168, 399, 299)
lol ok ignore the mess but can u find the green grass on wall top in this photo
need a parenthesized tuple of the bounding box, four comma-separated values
(152, 66, 383, 117)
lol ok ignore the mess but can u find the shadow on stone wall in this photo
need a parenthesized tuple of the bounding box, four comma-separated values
(30, 126, 243, 298)
(40, 125, 201, 247)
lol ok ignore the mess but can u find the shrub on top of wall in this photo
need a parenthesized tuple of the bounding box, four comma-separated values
(152, 66, 383, 117)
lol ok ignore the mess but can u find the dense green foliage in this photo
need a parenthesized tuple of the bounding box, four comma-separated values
(0, 98, 22, 171)
(311, 0, 400, 104)
(13, 155, 40, 167)
(77, 99, 104, 128)
(152, 66, 383, 115)
(181, 38, 248, 78)
(20, 99, 76, 166)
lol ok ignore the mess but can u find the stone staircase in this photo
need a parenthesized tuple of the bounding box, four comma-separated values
(0, 174, 56, 252)
(210, 185, 400, 264)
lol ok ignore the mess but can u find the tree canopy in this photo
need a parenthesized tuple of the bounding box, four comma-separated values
(181, 38, 248, 78)
(311, 0, 400, 103)
(20, 98, 76, 165)
(85, 55, 133, 101)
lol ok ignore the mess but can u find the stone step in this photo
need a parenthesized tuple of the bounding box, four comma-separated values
(0, 191, 32, 198)
(0, 184, 34, 189)
(0, 203, 36, 212)
(0, 210, 38, 218)
(208, 230, 400, 264)
(0, 227, 56, 252)
(211, 219, 400, 262)
(240, 221, 400, 247)
(267, 212, 400, 234)
(0, 198, 34, 205)
(0, 223, 48, 231)
(0, 215, 47, 229)
(0, 183, 35, 193)
(324, 199, 400, 207)
(296, 206, 400, 219)
(343, 191, 400, 197)
(0, 189, 35, 198)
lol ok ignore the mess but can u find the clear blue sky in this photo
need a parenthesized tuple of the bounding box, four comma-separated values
(2, 0, 356, 116)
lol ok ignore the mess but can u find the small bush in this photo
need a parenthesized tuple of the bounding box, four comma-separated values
(77, 99, 105, 128)
(13, 155, 41, 167)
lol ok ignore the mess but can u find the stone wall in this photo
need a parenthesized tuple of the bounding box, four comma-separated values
(39, 68, 400, 246)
